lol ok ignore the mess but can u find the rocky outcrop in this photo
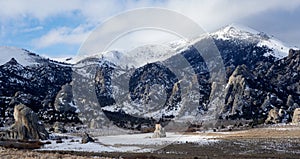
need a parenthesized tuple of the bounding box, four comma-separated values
(222, 65, 259, 119)
(152, 124, 166, 138)
(265, 108, 280, 124)
(54, 83, 76, 113)
(288, 49, 300, 58)
(218, 49, 300, 125)
(292, 108, 300, 123)
(10, 104, 48, 140)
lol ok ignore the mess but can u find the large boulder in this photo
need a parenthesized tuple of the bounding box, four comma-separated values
(10, 104, 49, 140)
(265, 108, 280, 124)
(292, 108, 300, 123)
(152, 124, 166, 138)
(81, 132, 94, 144)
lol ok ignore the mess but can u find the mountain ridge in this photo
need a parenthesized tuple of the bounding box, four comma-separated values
(49, 24, 294, 65)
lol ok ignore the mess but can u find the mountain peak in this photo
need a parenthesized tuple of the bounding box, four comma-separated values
(7, 58, 18, 65)
(223, 23, 259, 34)
(211, 23, 260, 41)
(211, 24, 292, 59)
(0, 46, 41, 66)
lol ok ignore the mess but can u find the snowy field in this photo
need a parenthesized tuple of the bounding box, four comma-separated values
(37, 124, 300, 154)
(38, 132, 218, 153)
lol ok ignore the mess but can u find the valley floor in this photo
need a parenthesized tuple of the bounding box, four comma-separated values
(1, 124, 300, 159)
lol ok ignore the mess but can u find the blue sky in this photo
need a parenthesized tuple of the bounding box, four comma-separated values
(0, 0, 300, 58)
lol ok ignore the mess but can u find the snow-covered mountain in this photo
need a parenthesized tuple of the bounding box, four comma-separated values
(68, 43, 187, 68)
(0, 46, 42, 66)
(211, 24, 292, 59)
(0, 24, 299, 131)
(61, 24, 292, 67)
(0, 46, 72, 66)
(0, 47, 77, 126)
(69, 24, 300, 130)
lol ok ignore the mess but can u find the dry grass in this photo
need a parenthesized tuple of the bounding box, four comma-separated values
(201, 124, 300, 139)
(0, 147, 111, 159)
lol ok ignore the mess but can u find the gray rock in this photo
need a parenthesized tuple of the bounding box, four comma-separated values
(10, 104, 49, 140)
(265, 108, 280, 124)
(81, 132, 94, 144)
(54, 83, 76, 113)
(292, 108, 300, 123)
(222, 65, 255, 117)
(286, 95, 294, 108)
(289, 49, 300, 58)
(152, 124, 166, 138)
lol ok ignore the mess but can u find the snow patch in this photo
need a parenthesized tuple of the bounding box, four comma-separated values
(258, 38, 290, 59)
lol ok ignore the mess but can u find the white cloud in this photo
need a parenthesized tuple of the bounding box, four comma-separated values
(0, 0, 162, 22)
(1, 0, 300, 53)
(32, 25, 90, 48)
(164, 0, 300, 31)
(0, 0, 80, 20)
(0, 0, 300, 25)
(22, 26, 43, 33)
(107, 29, 182, 51)
(1, 0, 300, 26)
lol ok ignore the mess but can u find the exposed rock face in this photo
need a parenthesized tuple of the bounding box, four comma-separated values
(292, 108, 300, 123)
(218, 49, 300, 125)
(289, 49, 300, 58)
(152, 124, 166, 138)
(10, 104, 48, 140)
(51, 83, 81, 124)
(75, 45, 300, 130)
(54, 83, 76, 113)
(222, 65, 260, 120)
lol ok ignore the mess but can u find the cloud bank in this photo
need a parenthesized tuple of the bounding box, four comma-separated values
(0, 0, 299, 56)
